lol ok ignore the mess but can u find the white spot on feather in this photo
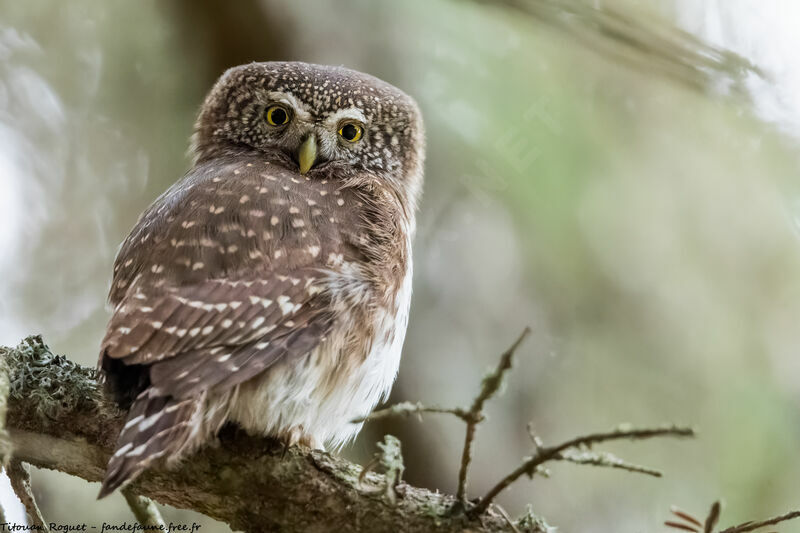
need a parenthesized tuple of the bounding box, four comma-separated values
(113, 443, 133, 457)
(123, 416, 144, 431)
(138, 412, 163, 432)
(127, 444, 148, 457)
(276, 295, 300, 315)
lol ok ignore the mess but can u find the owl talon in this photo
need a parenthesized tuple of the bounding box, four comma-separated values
(280, 440, 289, 460)
(277, 425, 315, 457)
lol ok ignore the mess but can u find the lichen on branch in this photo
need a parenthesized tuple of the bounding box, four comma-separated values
(0, 336, 515, 533)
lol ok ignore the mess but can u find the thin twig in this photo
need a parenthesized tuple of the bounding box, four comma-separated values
(718, 510, 800, 533)
(457, 327, 531, 503)
(558, 449, 663, 477)
(354, 328, 532, 507)
(472, 424, 694, 515)
(7, 460, 48, 531)
(353, 401, 470, 424)
(122, 487, 167, 529)
(705, 502, 721, 533)
(535, 424, 695, 454)
(665, 522, 700, 532)
(671, 506, 703, 528)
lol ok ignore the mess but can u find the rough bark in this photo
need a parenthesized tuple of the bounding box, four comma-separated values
(1, 336, 523, 533)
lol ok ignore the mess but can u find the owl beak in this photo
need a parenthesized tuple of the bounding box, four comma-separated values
(298, 134, 318, 175)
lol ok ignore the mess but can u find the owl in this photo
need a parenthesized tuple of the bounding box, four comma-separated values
(97, 61, 424, 497)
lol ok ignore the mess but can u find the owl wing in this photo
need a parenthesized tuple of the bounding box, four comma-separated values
(99, 271, 333, 497)
(98, 156, 358, 497)
(100, 155, 355, 400)
(102, 272, 332, 397)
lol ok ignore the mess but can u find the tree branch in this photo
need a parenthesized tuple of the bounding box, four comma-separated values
(358, 328, 532, 506)
(457, 327, 531, 503)
(0, 336, 517, 533)
(8, 460, 48, 530)
(472, 0, 761, 94)
(719, 510, 800, 533)
(352, 401, 470, 423)
(121, 487, 166, 529)
(471, 424, 694, 515)
(665, 501, 800, 533)
(358, 329, 694, 525)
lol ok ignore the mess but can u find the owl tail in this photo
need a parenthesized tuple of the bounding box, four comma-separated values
(98, 390, 200, 498)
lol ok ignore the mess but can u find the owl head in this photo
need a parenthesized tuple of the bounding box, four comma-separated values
(192, 61, 424, 203)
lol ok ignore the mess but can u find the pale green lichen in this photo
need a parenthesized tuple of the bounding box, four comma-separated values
(122, 487, 167, 529)
(1, 335, 516, 531)
(377, 434, 404, 505)
(516, 505, 553, 533)
(3, 335, 103, 423)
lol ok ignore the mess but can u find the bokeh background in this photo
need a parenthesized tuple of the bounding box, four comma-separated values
(1, 1, 800, 531)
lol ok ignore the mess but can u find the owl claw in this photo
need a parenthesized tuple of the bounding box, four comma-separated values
(280, 440, 289, 460)
(277, 425, 317, 458)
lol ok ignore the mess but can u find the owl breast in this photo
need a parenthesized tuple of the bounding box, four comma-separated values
(224, 241, 413, 450)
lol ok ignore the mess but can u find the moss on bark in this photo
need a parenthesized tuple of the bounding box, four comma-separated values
(1, 336, 530, 533)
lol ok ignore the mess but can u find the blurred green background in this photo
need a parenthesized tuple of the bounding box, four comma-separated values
(1, 0, 799, 531)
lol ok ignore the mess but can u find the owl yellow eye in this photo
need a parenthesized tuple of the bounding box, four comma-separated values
(266, 104, 291, 126)
(338, 122, 363, 143)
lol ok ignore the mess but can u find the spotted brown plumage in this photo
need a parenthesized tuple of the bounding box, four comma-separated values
(98, 62, 424, 497)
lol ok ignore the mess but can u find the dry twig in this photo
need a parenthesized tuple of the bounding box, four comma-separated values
(358, 328, 693, 519)
(665, 501, 800, 533)
(1, 335, 515, 533)
(357, 327, 532, 506)
(719, 510, 800, 533)
(8, 460, 48, 531)
(471, 424, 694, 515)
(665, 506, 704, 532)
(705, 502, 722, 533)
(352, 401, 470, 423)
(122, 487, 167, 529)
(456, 327, 531, 503)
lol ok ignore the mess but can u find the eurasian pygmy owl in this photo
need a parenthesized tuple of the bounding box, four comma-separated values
(97, 61, 424, 496)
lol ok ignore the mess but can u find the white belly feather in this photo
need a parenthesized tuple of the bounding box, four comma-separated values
(224, 262, 413, 450)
